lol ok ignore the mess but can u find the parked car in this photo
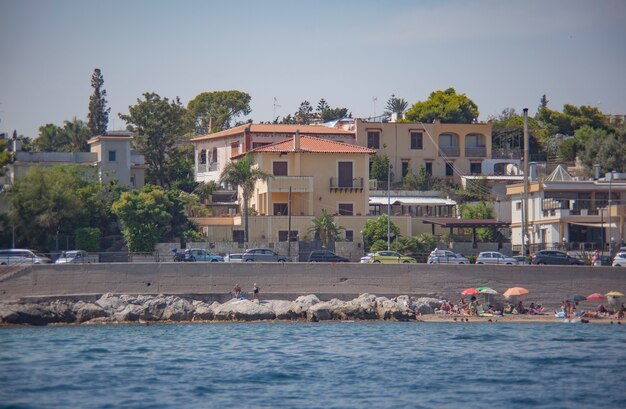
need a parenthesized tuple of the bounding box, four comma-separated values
(612, 252, 626, 266)
(242, 248, 291, 262)
(512, 255, 530, 265)
(0, 249, 52, 265)
(427, 249, 469, 264)
(531, 250, 585, 265)
(55, 250, 97, 264)
(187, 248, 224, 262)
(224, 253, 244, 263)
(360, 253, 373, 263)
(475, 251, 519, 265)
(368, 251, 417, 264)
(307, 250, 350, 262)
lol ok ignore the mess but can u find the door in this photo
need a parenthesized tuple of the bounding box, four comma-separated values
(338, 162, 353, 188)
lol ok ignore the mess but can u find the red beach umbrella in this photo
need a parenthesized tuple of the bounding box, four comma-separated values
(461, 288, 479, 296)
(586, 293, 605, 301)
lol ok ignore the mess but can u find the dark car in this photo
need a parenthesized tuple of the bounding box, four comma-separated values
(242, 248, 291, 262)
(531, 250, 585, 265)
(307, 250, 350, 262)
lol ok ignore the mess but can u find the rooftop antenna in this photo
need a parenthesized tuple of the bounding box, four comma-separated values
(273, 97, 281, 122)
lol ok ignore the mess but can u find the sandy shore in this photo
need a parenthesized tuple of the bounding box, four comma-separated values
(416, 313, 624, 324)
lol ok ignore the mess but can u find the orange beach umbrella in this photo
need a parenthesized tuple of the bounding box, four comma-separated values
(503, 287, 529, 298)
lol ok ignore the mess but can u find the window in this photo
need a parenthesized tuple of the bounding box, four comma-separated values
(212, 148, 218, 163)
(345, 230, 354, 242)
(425, 162, 432, 176)
(278, 230, 298, 242)
(515, 202, 522, 210)
(367, 131, 380, 149)
(273, 161, 288, 176)
(470, 163, 482, 174)
(338, 203, 354, 215)
(231, 142, 240, 155)
(199, 149, 207, 164)
(402, 161, 409, 177)
(410, 132, 423, 149)
(338, 161, 353, 187)
(445, 162, 454, 177)
(108, 150, 116, 162)
(273, 203, 288, 216)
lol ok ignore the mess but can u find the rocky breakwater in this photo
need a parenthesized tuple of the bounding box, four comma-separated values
(0, 293, 443, 326)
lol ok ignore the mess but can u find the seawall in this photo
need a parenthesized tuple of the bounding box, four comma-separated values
(1, 263, 625, 311)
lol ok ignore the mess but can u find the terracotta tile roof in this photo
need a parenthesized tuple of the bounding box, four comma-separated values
(231, 136, 375, 159)
(191, 123, 354, 142)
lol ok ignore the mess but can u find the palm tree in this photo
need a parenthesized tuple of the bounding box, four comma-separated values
(385, 94, 408, 116)
(219, 153, 271, 243)
(308, 209, 345, 248)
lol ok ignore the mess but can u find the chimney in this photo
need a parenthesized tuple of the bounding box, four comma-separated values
(208, 117, 215, 133)
(529, 163, 537, 182)
(294, 129, 300, 151)
(594, 164, 601, 180)
(244, 125, 251, 152)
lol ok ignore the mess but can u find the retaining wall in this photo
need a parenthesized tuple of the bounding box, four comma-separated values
(1, 263, 625, 312)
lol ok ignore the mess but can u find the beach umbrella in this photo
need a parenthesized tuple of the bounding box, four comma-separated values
(477, 287, 498, 306)
(503, 287, 529, 298)
(568, 294, 587, 302)
(461, 288, 479, 296)
(605, 291, 624, 297)
(586, 293, 605, 301)
(477, 287, 498, 295)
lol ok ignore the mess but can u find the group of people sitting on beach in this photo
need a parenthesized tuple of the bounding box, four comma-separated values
(436, 297, 544, 317)
(560, 299, 626, 319)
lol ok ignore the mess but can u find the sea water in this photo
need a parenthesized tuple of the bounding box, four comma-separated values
(1, 322, 626, 409)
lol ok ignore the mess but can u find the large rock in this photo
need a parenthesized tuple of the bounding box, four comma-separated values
(415, 297, 443, 315)
(96, 293, 128, 311)
(307, 299, 344, 321)
(161, 296, 194, 321)
(335, 293, 379, 320)
(212, 299, 276, 321)
(192, 300, 217, 321)
(0, 301, 75, 325)
(73, 301, 109, 323)
(264, 300, 306, 320)
(376, 296, 409, 321)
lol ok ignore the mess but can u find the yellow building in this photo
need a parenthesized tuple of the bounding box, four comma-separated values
(354, 118, 516, 184)
(193, 132, 376, 245)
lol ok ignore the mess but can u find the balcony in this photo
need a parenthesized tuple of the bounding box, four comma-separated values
(266, 176, 313, 193)
(492, 148, 522, 159)
(197, 162, 219, 173)
(438, 146, 460, 157)
(329, 177, 364, 192)
(464, 146, 487, 158)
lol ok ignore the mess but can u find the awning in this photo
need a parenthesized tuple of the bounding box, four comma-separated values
(369, 196, 456, 206)
(567, 221, 618, 228)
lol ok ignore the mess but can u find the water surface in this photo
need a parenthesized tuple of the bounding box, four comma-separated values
(1, 322, 625, 408)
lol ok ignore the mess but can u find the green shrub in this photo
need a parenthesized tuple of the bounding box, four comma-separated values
(75, 227, 101, 252)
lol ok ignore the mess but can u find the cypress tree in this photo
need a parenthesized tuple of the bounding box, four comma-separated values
(87, 68, 111, 136)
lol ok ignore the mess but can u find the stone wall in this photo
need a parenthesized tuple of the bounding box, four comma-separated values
(1, 263, 625, 312)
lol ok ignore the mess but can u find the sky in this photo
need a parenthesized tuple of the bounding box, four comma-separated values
(1, 0, 625, 139)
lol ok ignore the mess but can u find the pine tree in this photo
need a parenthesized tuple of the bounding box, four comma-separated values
(87, 68, 111, 136)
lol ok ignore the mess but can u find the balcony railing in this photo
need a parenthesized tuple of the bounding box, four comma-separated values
(438, 146, 460, 157)
(197, 162, 219, 173)
(464, 146, 487, 157)
(492, 148, 522, 159)
(267, 176, 313, 193)
(329, 177, 364, 190)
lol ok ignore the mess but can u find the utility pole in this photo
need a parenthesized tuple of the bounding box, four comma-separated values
(287, 186, 292, 259)
(522, 108, 530, 257)
(387, 159, 391, 251)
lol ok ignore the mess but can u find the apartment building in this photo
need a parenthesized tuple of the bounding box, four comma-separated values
(353, 118, 517, 184)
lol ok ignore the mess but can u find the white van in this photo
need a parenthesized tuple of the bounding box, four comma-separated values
(0, 249, 53, 265)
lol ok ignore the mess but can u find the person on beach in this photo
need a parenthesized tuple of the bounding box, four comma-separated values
(233, 284, 242, 299)
(252, 283, 260, 302)
(619, 303, 625, 320)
